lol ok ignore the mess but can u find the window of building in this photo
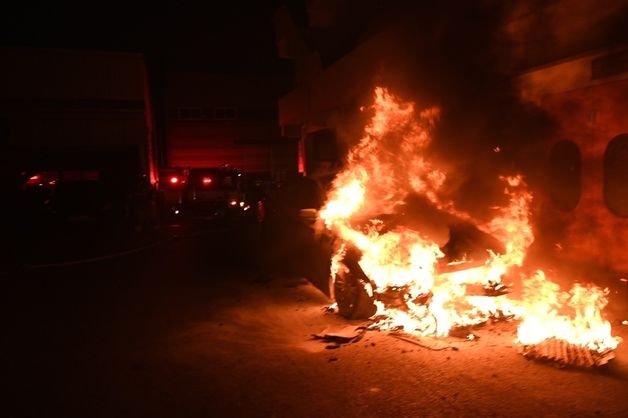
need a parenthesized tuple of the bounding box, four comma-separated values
(214, 106, 237, 120)
(177, 107, 203, 120)
(604, 134, 628, 217)
(548, 140, 581, 211)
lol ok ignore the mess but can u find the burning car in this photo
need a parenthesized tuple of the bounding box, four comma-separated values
(315, 87, 620, 367)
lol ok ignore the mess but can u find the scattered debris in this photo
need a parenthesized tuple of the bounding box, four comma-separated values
(521, 339, 615, 367)
(484, 282, 509, 296)
(312, 325, 366, 345)
(323, 303, 338, 313)
(388, 332, 459, 351)
(448, 326, 481, 340)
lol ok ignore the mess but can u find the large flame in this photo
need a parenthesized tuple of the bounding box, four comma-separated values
(321, 87, 619, 353)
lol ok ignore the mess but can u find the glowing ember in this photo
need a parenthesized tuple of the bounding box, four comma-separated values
(320, 87, 620, 360)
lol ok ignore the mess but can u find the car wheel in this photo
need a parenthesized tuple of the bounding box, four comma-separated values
(333, 257, 376, 320)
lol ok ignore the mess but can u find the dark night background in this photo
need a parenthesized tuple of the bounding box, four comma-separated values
(0, 2, 291, 73)
(0, 1, 295, 171)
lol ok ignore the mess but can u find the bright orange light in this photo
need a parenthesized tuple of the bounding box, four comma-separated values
(320, 86, 619, 355)
(229, 200, 237, 206)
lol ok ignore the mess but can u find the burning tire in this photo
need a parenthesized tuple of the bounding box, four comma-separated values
(333, 246, 377, 319)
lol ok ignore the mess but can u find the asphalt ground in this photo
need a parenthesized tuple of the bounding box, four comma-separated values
(2, 219, 628, 418)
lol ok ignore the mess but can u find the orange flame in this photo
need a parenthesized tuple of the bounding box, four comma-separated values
(517, 271, 618, 351)
(321, 87, 619, 353)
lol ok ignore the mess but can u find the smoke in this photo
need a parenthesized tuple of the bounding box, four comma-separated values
(315, 0, 626, 222)
(326, 1, 561, 221)
(402, 3, 560, 216)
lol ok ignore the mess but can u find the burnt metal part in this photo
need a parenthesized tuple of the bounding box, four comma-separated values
(412, 291, 433, 306)
(521, 339, 615, 367)
(441, 222, 506, 263)
(463, 282, 510, 297)
(483, 282, 509, 296)
(448, 325, 481, 339)
(388, 332, 460, 351)
(312, 326, 366, 345)
(334, 246, 377, 319)
(377, 286, 410, 311)
(376, 286, 432, 311)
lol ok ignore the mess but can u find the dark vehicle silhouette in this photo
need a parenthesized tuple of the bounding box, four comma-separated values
(181, 167, 259, 219)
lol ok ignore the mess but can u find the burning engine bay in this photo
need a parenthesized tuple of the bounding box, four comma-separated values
(318, 87, 620, 367)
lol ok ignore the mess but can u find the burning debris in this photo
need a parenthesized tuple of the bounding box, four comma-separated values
(388, 332, 460, 351)
(318, 87, 621, 367)
(521, 339, 615, 368)
(312, 325, 366, 349)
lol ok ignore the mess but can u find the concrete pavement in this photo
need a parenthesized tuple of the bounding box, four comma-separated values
(3, 221, 628, 417)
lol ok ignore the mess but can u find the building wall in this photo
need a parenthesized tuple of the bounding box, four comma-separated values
(276, 0, 627, 175)
(277, 29, 400, 176)
(1, 47, 146, 101)
(164, 72, 296, 175)
(519, 48, 628, 271)
(0, 47, 151, 174)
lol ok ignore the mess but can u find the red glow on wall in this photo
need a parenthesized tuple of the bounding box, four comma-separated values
(143, 62, 158, 186)
(25, 172, 59, 187)
(298, 139, 305, 174)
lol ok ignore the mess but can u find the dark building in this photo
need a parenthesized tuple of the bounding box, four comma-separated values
(0, 46, 157, 180)
(0, 47, 159, 222)
(162, 72, 296, 178)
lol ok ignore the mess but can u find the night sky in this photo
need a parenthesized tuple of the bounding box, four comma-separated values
(0, 1, 294, 74)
